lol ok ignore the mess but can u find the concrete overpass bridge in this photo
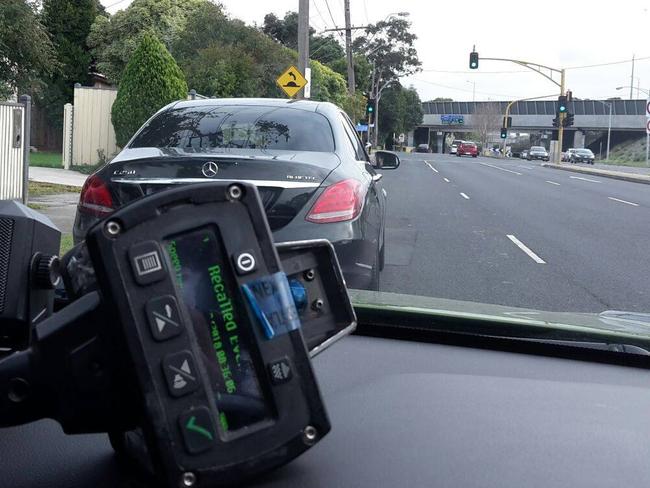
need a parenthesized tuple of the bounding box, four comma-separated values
(413, 99, 647, 153)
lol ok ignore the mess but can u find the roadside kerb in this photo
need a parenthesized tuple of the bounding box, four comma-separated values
(541, 163, 650, 185)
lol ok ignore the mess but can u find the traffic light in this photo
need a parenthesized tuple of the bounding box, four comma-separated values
(552, 114, 560, 128)
(503, 116, 512, 128)
(563, 113, 574, 127)
(366, 99, 375, 116)
(469, 51, 479, 69)
(558, 95, 568, 113)
(500, 128, 508, 139)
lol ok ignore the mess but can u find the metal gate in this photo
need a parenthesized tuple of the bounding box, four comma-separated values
(0, 95, 31, 202)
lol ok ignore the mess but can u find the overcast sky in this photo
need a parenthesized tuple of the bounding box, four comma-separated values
(102, 0, 650, 102)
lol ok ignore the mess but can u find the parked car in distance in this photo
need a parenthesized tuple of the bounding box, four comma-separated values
(527, 146, 549, 162)
(570, 148, 595, 164)
(416, 144, 432, 153)
(449, 139, 464, 154)
(520, 149, 528, 159)
(457, 141, 478, 158)
(562, 148, 577, 162)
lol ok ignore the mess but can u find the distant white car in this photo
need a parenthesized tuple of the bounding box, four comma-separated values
(449, 139, 464, 154)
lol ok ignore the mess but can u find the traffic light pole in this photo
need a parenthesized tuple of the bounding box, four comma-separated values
(501, 94, 559, 157)
(557, 69, 566, 164)
(472, 52, 566, 163)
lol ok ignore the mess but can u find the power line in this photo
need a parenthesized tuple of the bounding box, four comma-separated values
(421, 69, 530, 74)
(311, 0, 332, 31)
(412, 78, 522, 99)
(322, 0, 345, 39)
(565, 55, 650, 70)
(363, 0, 370, 23)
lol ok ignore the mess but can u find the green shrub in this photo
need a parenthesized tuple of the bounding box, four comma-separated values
(111, 32, 188, 147)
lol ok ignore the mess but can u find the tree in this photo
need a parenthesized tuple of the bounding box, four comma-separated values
(111, 33, 187, 147)
(40, 0, 102, 126)
(309, 60, 348, 106)
(87, 0, 205, 83)
(378, 84, 423, 141)
(262, 11, 344, 65)
(428, 97, 453, 102)
(472, 103, 502, 149)
(352, 13, 421, 143)
(329, 54, 372, 92)
(175, 1, 295, 98)
(0, 0, 57, 99)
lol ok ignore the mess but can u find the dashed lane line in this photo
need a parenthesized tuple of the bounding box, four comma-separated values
(479, 162, 523, 175)
(608, 197, 639, 207)
(507, 235, 546, 264)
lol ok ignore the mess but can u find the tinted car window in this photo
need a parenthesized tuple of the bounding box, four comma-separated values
(338, 112, 366, 161)
(130, 105, 335, 152)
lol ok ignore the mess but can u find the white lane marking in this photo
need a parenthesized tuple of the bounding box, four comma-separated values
(545, 180, 561, 186)
(608, 197, 639, 207)
(479, 162, 522, 175)
(443, 177, 450, 183)
(424, 161, 439, 173)
(355, 262, 373, 270)
(460, 192, 470, 200)
(570, 176, 601, 183)
(507, 235, 546, 264)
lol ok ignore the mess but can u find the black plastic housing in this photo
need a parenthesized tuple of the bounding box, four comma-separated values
(84, 182, 329, 487)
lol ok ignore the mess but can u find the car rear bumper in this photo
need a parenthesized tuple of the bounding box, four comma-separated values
(74, 208, 379, 290)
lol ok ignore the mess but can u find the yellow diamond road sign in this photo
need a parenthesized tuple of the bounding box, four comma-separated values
(276, 65, 308, 98)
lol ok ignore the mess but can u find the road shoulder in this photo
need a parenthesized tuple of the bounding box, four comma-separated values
(541, 163, 650, 185)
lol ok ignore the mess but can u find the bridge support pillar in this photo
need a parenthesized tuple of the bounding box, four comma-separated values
(573, 130, 585, 149)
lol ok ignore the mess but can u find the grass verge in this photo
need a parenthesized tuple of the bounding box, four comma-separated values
(30, 151, 63, 168)
(29, 181, 81, 197)
(60, 233, 74, 255)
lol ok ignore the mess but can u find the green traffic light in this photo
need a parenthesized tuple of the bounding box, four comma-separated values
(559, 105, 566, 112)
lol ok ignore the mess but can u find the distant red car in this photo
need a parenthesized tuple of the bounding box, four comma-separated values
(457, 142, 478, 158)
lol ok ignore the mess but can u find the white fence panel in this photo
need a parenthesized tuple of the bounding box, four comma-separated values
(72, 86, 118, 166)
(0, 102, 25, 201)
(62, 103, 73, 169)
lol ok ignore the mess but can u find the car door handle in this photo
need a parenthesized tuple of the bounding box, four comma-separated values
(372, 174, 383, 183)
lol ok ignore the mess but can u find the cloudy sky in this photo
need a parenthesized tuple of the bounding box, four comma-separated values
(102, 0, 650, 102)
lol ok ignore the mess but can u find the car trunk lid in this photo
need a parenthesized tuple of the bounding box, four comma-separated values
(106, 151, 341, 231)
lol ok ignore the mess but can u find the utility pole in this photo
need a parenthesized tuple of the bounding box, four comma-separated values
(297, 0, 310, 99)
(344, 0, 355, 95)
(630, 54, 635, 100)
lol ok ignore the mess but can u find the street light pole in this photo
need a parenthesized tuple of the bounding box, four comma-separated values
(607, 103, 612, 161)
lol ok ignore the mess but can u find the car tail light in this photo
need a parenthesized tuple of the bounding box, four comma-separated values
(78, 174, 114, 217)
(306, 179, 364, 224)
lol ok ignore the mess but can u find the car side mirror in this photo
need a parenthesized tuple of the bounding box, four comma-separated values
(372, 150, 400, 170)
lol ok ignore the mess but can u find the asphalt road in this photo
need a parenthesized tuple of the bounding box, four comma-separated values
(378, 152, 650, 313)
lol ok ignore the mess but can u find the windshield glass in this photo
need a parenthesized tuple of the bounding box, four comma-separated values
(130, 106, 335, 152)
(27, 0, 650, 328)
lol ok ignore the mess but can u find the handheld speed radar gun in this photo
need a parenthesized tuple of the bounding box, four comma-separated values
(0, 182, 356, 487)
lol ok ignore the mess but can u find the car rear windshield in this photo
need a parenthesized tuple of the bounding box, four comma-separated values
(531, 146, 545, 151)
(576, 149, 594, 155)
(129, 105, 336, 152)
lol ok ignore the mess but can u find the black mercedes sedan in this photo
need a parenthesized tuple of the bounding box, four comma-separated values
(72, 98, 399, 290)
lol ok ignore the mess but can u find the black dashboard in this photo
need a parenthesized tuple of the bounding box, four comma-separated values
(3, 334, 650, 487)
